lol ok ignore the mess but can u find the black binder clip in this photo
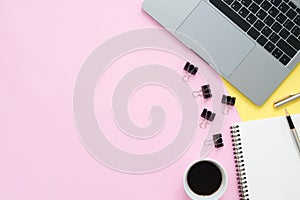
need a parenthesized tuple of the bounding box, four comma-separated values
(221, 95, 236, 115)
(199, 108, 216, 129)
(182, 62, 198, 82)
(213, 134, 224, 148)
(192, 84, 212, 99)
(204, 133, 224, 148)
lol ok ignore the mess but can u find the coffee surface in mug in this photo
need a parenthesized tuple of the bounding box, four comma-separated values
(187, 161, 222, 195)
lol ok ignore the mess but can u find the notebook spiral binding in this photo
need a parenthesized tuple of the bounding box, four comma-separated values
(230, 125, 249, 200)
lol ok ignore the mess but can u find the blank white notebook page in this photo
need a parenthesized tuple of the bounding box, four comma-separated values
(234, 114, 300, 200)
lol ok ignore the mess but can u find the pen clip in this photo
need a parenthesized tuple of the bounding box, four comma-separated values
(274, 94, 295, 105)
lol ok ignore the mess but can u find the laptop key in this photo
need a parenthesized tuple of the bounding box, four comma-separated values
(232, 1, 242, 11)
(257, 35, 268, 45)
(297, 8, 300, 14)
(271, 22, 283, 32)
(262, 26, 272, 37)
(254, 19, 265, 30)
(249, 3, 260, 13)
(264, 15, 275, 26)
(276, 13, 287, 24)
(261, 1, 272, 11)
(256, 9, 268, 20)
(288, 1, 297, 9)
(277, 39, 297, 58)
(224, 0, 234, 5)
(278, 2, 289, 13)
(268, 6, 280, 17)
(283, 19, 295, 30)
(291, 26, 300, 37)
(287, 9, 297, 20)
(210, 0, 251, 32)
(270, 0, 282, 7)
(241, 0, 252, 7)
(248, 27, 260, 39)
(272, 48, 283, 59)
(253, 0, 263, 5)
(247, 13, 258, 24)
(294, 15, 300, 26)
(239, 7, 250, 17)
(287, 35, 300, 50)
(264, 41, 276, 52)
(269, 32, 280, 43)
(279, 28, 290, 39)
(279, 54, 291, 65)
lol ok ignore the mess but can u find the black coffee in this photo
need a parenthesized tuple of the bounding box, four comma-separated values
(187, 161, 222, 195)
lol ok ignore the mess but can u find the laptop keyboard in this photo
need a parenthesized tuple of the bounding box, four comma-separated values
(210, 0, 300, 65)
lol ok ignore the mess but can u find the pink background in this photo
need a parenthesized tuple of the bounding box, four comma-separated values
(0, 0, 241, 199)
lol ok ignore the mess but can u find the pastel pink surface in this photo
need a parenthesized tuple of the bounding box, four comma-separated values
(0, 0, 241, 199)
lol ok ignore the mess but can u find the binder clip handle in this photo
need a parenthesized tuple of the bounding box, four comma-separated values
(204, 139, 213, 146)
(222, 107, 230, 115)
(182, 74, 191, 82)
(192, 90, 202, 98)
(199, 119, 208, 129)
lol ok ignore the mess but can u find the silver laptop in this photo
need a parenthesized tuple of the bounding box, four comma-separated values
(142, 0, 300, 105)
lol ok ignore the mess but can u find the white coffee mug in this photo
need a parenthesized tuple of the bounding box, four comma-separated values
(183, 158, 228, 200)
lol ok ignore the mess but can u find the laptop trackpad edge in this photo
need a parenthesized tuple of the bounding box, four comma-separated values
(176, 1, 255, 77)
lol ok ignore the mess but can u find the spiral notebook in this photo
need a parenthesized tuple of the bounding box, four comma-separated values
(230, 114, 300, 200)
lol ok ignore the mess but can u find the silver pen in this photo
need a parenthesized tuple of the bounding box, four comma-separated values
(274, 92, 300, 108)
(285, 108, 300, 153)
